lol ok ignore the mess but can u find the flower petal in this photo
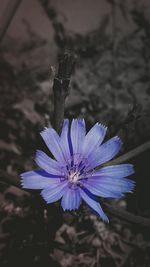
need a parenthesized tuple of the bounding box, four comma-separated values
(79, 188, 109, 222)
(82, 123, 107, 157)
(40, 127, 66, 164)
(60, 119, 72, 160)
(70, 119, 86, 156)
(61, 188, 81, 210)
(82, 176, 135, 198)
(35, 150, 61, 175)
(20, 170, 62, 189)
(87, 136, 122, 169)
(93, 164, 134, 178)
(41, 181, 68, 204)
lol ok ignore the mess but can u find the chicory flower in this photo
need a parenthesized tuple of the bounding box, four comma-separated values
(21, 119, 135, 222)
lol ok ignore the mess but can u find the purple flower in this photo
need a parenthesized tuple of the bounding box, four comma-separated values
(20, 119, 135, 222)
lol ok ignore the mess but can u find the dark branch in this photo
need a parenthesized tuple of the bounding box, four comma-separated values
(52, 51, 76, 133)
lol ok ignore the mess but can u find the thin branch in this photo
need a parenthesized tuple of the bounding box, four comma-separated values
(52, 51, 76, 133)
(0, 0, 22, 43)
(105, 140, 150, 166)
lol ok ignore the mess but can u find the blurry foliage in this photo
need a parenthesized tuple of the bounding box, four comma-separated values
(0, 0, 150, 266)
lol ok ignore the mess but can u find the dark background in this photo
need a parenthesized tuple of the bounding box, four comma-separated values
(0, 0, 150, 266)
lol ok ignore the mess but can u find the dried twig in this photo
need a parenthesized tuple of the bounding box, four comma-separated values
(52, 51, 76, 133)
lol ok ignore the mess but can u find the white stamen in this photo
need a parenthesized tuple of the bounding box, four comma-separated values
(69, 172, 79, 183)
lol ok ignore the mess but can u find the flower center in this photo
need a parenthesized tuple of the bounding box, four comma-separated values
(69, 171, 79, 184)
(60, 154, 93, 186)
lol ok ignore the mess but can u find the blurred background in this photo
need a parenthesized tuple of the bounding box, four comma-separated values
(0, 0, 150, 266)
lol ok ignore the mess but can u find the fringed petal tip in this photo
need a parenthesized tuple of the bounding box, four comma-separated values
(20, 178, 25, 188)
(90, 207, 109, 223)
(128, 180, 136, 192)
(20, 174, 26, 187)
(61, 206, 79, 212)
(73, 118, 86, 127)
(20, 171, 28, 178)
(40, 128, 48, 137)
(102, 213, 109, 223)
(121, 178, 136, 194)
(40, 127, 55, 139)
(20, 172, 24, 180)
(97, 122, 108, 131)
(72, 118, 85, 122)
(72, 118, 86, 128)
(114, 136, 123, 145)
(92, 206, 109, 223)
(20, 175, 30, 189)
